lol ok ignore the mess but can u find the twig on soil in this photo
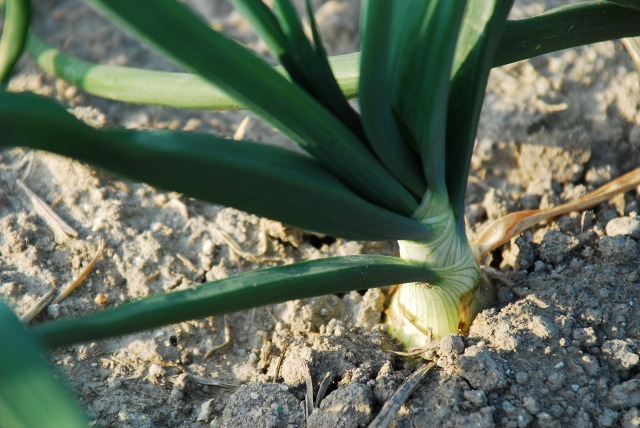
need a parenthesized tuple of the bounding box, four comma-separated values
(16, 178, 79, 239)
(0, 150, 33, 171)
(622, 37, 640, 71)
(205, 315, 231, 358)
(53, 238, 105, 304)
(190, 374, 239, 390)
(233, 116, 251, 141)
(211, 228, 277, 263)
(367, 362, 436, 428)
(272, 337, 291, 382)
(19, 287, 56, 323)
(474, 167, 640, 258)
(176, 253, 198, 273)
(303, 363, 314, 418)
(314, 371, 333, 408)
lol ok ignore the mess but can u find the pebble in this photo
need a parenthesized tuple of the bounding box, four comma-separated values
(48, 303, 60, 319)
(608, 379, 640, 409)
(599, 236, 640, 264)
(606, 217, 640, 238)
(622, 408, 640, 428)
(538, 229, 579, 264)
(463, 390, 487, 407)
(439, 335, 465, 356)
(170, 388, 184, 401)
(601, 339, 639, 371)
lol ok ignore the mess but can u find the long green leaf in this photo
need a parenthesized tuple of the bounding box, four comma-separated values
(272, 0, 358, 121)
(230, 0, 364, 140)
(446, 1, 514, 223)
(606, 0, 640, 12)
(358, 0, 426, 198)
(0, 0, 30, 86)
(84, 0, 418, 215)
(0, 91, 431, 241)
(0, 301, 89, 427)
(28, 2, 640, 110)
(26, 31, 359, 109)
(495, 1, 640, 66)
(32, 255, 437, 349)
(392, 1, 467, 198)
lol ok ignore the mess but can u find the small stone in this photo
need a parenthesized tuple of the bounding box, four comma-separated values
(606, 217, 640, 238)
(48, 303, 60, 319)
(602, 340, 639, 371)
(621, 407, 640, 428)
(599, 236, 639, 264)
(439, 335, 465, 357)
(608, 379, 640, 409)
(463, 390, 487, 407)
(598, 408, 621, 427)
(197, 399, 214, 423)
(169, 388, 184, 401)
(547, 371, 565, 391)
(538, 229, 579, 264)
(148, 364, 165, 379)
(94, 293, 109, 308)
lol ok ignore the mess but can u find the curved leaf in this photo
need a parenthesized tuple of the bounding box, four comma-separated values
(0, 301, 89, 427)
(0, 91, 431, 241)
(359, 0, 426, 198)
(28, 2, 640, 109)
(84, 0, 418, 215)
(446, 1, 514, 223)
(391, 1, 466, 198)
(0, 0, 30, 86)
(26, 31, 359, 109)
(495, 1, 640, 66)
(32, 255, 437, 348)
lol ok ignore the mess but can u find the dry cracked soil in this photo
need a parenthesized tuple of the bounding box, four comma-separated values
(1, 0, 640, 427)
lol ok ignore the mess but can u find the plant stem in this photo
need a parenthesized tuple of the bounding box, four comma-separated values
(387, 194, 493, 347)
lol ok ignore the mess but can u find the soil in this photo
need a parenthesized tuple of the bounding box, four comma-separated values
(2, 0, 640, 427)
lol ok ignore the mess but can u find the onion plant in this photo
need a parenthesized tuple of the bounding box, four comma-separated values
(2, 0, 640, 425)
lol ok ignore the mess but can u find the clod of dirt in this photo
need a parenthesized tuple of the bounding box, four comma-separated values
(220, 383, 304, 428)
(307, 383, 375, 428)
(457, 346, 507, 392)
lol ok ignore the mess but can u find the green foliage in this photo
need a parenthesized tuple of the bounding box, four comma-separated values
(1, 0, 640, 424)
(0, 0, 29, 86)
(0, 301, 89, 427)
(33, 255, 437, 349)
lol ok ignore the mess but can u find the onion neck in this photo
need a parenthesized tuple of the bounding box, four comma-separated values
(386, 192, 493, 348)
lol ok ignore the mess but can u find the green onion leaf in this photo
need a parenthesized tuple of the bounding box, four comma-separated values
(84, 0, 418, 215)
(0, 300, 89, 427)
(0, 0, 30, 86)
(390, 0, 466, 197)
(32, 255, 437, 348)
(446, 0, 514, 221)
(358, 0, 426, 198)
(0, 91, 430, 241)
